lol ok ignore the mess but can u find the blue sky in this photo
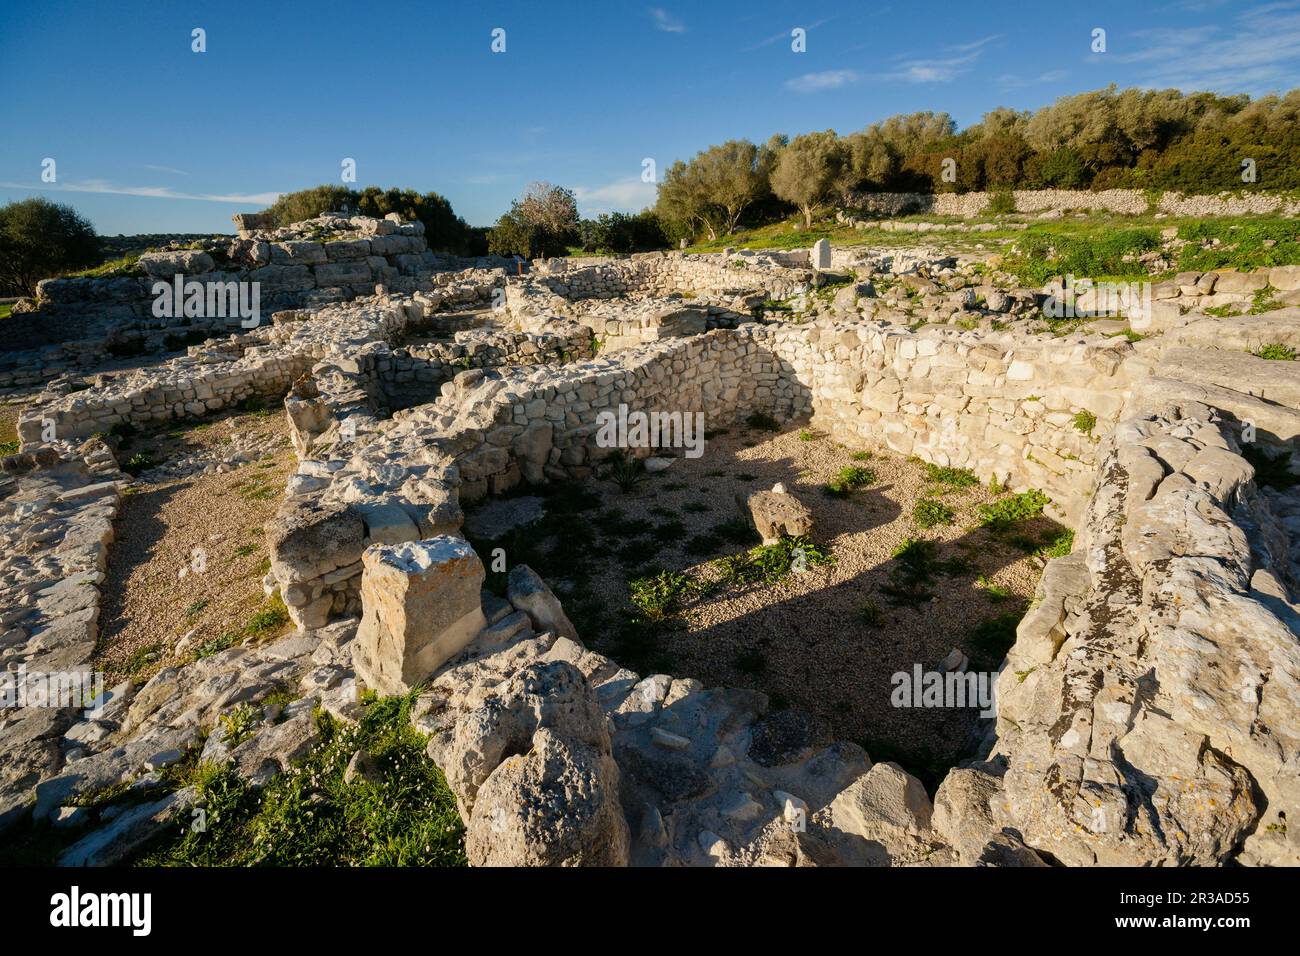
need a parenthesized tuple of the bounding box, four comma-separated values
(3, 0, 1299, 235)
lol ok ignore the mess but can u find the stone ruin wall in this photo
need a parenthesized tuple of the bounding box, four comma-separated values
(10, 240, 1300, 866)
(841, 187, 1300, 220)
(0, 214, 513, 392)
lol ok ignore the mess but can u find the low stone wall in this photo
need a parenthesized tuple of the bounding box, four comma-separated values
(0, 216, 511, 389)
(842, 188, 1300, 220)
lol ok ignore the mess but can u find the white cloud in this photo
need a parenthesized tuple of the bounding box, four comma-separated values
(141, 164, 190, 176)
(1115, 4, 1300, 92)
(744, 16, 833, 52)
(0, 179, 280, 204)
(872, 34, 1002, 84)
(650, 8, 685, 33)
(785, 69, 859, 92)
(573, 177, 657, 215)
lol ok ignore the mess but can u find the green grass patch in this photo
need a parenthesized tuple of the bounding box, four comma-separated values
(977, 489, 1050, 531)
(825, 465, 876, 497)
(135, 692, 466, 866)
(913, 498, 955, 529)
(1254, 343, 1297, 361)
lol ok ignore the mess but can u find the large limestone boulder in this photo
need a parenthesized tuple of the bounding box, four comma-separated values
(464, 727, 629, 866)
(745, 485, 813, 545)
(352, 537, 487, 695)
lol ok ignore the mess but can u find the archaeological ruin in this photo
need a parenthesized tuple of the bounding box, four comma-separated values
(3, 208, 1299, 869)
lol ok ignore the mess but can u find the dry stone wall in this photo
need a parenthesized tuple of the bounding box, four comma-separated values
(841, 188, 1300, 220)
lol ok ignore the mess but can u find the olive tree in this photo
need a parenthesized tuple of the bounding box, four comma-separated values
(769, 130, 851, 228)
(0, 197, 100, 296)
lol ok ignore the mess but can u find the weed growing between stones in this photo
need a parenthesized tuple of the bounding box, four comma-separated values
(923, 463, 979, 493)
(1254, 342, 1298, 361)
(135, 691, 465, 866)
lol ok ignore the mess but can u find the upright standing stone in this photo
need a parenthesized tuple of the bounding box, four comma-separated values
(812, 238, 832, 271)
(353, 537, 487, 694)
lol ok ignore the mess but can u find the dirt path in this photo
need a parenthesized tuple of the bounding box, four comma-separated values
(94, 409, 296, 683)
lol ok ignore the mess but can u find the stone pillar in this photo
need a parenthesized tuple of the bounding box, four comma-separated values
(811, 238, 832, 271)
(352, 536, 487, 695)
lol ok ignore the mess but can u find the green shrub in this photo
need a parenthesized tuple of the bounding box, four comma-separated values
(977, 489, 1050, 530)
(987, 188, 1016, 215)
(628, 569, 701, 622)
(924, 463, 979, 491)
(913, 498, 955, 528)
(826, 465, 876, 497)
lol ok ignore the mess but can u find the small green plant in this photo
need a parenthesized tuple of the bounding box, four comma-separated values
(850, 450, 872, 461)
(913, 498, 955, 529)
(628, 569, 701, 622)
(1039, 528, 1075, 558)
(184, 599, 209, 619)
(244, 595, 290, 637)
(1203, 303, 1241, 318)
(976, 575, 1011, 603)
(967, 611, 1024, 666)
(603, 450, 645, 493)
(1249, 286, 1282, 314)
(1254, 343, 1297, 361)
(987, 188, 1016, 216)
(857, 599, 883, 628)
(219, 703, 262, 748)
(924, 463, 979, 492)
(978, 489, 1050, 530)
(798, 429, 821, 442)
(826, 465, 876, 497)
(123, 453, 154, 475)
(1072, 409, 1097, 436)
(713, 535, 832, 587)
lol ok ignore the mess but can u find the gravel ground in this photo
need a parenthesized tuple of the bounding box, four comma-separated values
(93, 410, 296, 683)
(528, 422, 1064, 776)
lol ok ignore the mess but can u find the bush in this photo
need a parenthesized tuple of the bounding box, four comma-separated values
(986, 187, 1016, 215)
(0, 198, 101, 295)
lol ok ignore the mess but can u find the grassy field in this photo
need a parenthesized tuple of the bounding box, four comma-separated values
(663, 212, 1300, 288)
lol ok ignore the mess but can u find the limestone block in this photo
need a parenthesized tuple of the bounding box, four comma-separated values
(745, 487, 813, 544)
(353, 537, 486, 694)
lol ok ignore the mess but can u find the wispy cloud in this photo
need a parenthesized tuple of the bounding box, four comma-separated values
(1110, 3, 1300, 92)
(0, 179, 280, 204)
(744, 16, 834, 52)
(141, 164, 190, 176)
(785, 69, 859, 93)
(573, 177, 657, 214)
(649, 8, 685, 33)
(876, 36, 1001, 84)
